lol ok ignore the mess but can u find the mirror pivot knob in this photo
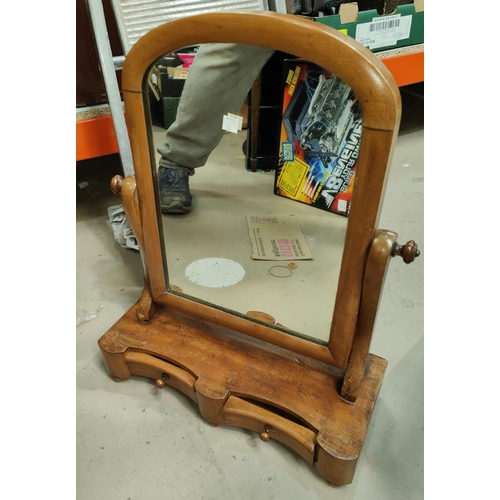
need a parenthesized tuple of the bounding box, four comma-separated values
(393, 240, 420, 263)
(110, 175, 124, 194)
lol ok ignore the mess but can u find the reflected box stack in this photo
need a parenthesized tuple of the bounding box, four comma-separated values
(274, 60, 362, 217)
(149, 49, 197, 129)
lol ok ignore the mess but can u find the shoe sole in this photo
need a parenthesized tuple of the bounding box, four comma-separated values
(161, 202, 192, 215)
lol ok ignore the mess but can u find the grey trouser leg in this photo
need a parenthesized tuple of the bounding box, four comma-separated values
(156, 43, 275, 169)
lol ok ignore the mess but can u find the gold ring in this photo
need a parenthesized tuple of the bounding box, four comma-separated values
(268, 265, 293, 278)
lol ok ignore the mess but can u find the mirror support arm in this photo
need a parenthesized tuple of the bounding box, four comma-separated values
(111, 174, 162, 322)
(340, 230, 398, 402)
(340, 230, 420, 402)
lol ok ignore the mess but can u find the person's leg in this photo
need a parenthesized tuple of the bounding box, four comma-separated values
(157, 43, 275, 214)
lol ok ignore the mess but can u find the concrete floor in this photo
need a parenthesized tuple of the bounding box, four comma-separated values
(76, 84, 423, 499)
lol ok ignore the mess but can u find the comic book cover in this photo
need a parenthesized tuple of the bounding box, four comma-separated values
(274, 60, 362, 217)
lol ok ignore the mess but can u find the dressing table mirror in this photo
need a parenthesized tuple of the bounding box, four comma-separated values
(98, 11, 420, 487)
(151, 54, 349, 344)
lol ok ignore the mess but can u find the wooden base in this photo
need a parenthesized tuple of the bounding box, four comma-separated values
(98, 302, 387, 486)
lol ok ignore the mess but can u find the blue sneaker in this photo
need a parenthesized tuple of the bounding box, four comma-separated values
(158, 161, 194, 214)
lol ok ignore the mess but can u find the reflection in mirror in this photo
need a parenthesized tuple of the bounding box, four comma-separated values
(148, 44, 362, 344)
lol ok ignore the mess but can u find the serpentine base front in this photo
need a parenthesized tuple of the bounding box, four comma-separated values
(98, 302, 387, 486)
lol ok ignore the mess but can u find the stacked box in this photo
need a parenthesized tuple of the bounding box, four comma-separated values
(274, 60, 362, 217)
(149, 52, 197, 129)
(315, 3, 424, 53)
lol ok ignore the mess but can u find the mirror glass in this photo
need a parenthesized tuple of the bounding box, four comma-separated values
(147, 45, 362, 344)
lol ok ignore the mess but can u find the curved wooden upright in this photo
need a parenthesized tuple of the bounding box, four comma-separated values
(98, 11, 419, 487)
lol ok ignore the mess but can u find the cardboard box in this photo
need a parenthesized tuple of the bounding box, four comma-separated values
(274, 60, 361, 217)
(150, 65, 188, 100)
(149, 59, 191, 129)
(315, 1, 424, 52)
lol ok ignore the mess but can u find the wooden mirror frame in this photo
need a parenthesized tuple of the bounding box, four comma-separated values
(100, 11, 420, 486)
(121, 10, 402, 369)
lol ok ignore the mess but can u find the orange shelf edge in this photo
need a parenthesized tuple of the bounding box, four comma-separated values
(76, 50, 423, 161)
(381, 50, 424, 88)
(76, 114, 122, 162)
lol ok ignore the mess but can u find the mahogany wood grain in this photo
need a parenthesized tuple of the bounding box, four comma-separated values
(98, 303, 387, 486)
(161, 291, 334, 365)
(245, 310, 277, 324)
(110, 174, 161, 322)
(223, 395, 317, 465)
(328, 128, 399, 366)
(125, 351, 197, 402)
(136, 275, 162, 322)
(340, 229, 397, 402)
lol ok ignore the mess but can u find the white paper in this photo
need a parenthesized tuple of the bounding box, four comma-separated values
(222, 113, 243, 134)
(246, 215, 313, 260)
(228, 113, 243, 130)
(356, 14, 412, 50)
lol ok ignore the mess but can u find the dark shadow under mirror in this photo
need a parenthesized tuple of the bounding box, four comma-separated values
(148, 44, 363, 344)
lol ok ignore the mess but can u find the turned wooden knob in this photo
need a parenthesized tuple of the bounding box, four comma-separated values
(110, 175, 124, 194)
(260, 431, 271, 442)
(393, 240, 420, 264)
(155, 373, 169, 388)
(259, 425, 273, 442)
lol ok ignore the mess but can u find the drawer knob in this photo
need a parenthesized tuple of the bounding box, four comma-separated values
(155, 373, 169, 388)
(259, 425, 273, 442)
(260, 431, 271, 442)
